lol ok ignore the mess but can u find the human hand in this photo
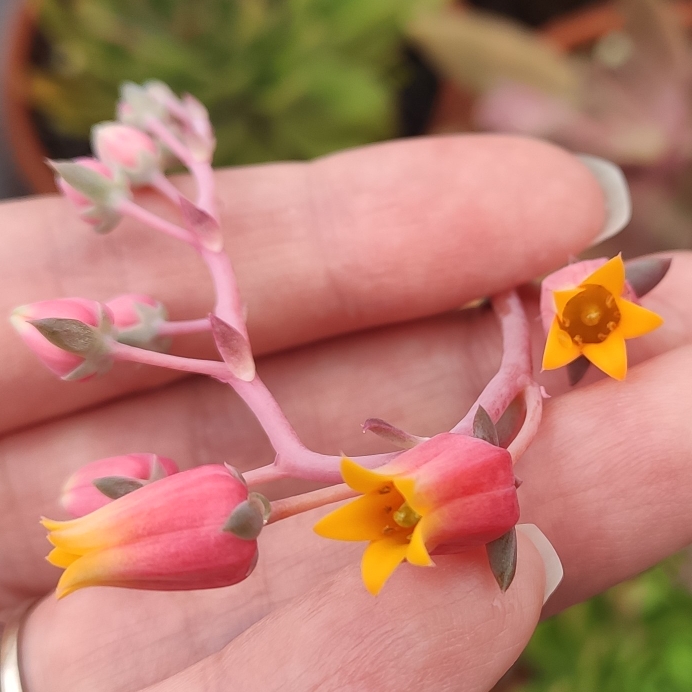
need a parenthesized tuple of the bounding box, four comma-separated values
(1, 135, 689, 691)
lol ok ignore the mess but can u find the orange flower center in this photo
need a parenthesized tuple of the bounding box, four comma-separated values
(559, 284, 621, 346)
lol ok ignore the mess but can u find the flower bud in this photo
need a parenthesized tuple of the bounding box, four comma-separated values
(43, 464, 261, 598)
(92, 122, 160, 186)
(53, 157, 130, 234)
(61, 453, 179, 518)
(117, 81, 169, 130)
(11, 298, 113, 380)
(105, 294, 168, 349)
(315, 432, 519, 595)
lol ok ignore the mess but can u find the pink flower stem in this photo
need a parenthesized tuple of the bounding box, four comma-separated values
(242, 463, 289, 487)
(118, 199, 195, 245)
(110, 341, 395, 483)
(506, 382, 543, 462)
(157, 318, 211, 336)
(268, 484, 358, 524)
(200, 248, 248, 339)
(452, 290, 542, 462)
(149, 172, 183, 205)
(146, 118, 217, 219)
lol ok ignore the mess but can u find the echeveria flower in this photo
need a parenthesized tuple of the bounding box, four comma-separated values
(314, 433, 519, 595)
(541, 255, 663, 380)
(43, 465, 262, 598)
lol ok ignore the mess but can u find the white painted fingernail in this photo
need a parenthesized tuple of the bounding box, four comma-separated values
(578, 154, 631, 245)
(516, 523, 563, 604)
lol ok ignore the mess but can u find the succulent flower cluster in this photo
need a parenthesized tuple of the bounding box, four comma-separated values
(12, 81, 669, 601)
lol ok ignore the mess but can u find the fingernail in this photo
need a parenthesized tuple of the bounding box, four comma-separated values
(516, 523, 563, 604)
(577, 154, 631, 245)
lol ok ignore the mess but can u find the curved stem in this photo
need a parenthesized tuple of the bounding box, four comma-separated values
(452, 290, 534, 435)
(110, 342, 396, 482)
(506, 383, 543, 462)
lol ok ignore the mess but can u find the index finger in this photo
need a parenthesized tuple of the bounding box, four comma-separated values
(0, 135, 609, 433)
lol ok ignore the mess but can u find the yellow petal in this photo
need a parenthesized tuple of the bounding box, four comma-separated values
(55, 551, 115, 600)
(392, 476, 428, 515)
(47, 547, 80, 569)
(582, 255, 625, 296)
(361, 537, 409, 595)
(552, 287, 582, 315)
(41, 516, 69, 531)
(313, 490, 403, 541)
(582, 333, 627, 380)
(340, 457, 391, 494)
(406, 523, 434, 567)
(542, 318, 581, 370)
(616, 299, 664, 339)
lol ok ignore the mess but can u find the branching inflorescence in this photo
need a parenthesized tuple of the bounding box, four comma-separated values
(12, 81, 670, 600)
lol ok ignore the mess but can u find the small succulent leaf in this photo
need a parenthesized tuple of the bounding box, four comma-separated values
(29, 318, 100, 356)
(93, 476, 145, 500)
(179, 196, 223, 251)
(567, 355, 591, 386)
(49, 161, 113, 203)
(486, 527, 517, 592)
(495, 394, 527, 449)
(222, 499, 265, 540)
(223, 462, 247, 486)
(248, 492, 271, 523)
(361, 418, 424, 449)
(625, 256, 672, 298)
(209, 314, 256, 381)
(472, 406, 499, 446)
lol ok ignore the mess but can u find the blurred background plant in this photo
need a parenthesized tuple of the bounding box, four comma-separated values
(25, 0, 443, 167)
(408, 0, 692, 255)
(496, 555, 692, 691)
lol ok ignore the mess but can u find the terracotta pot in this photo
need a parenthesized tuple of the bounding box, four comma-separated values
(2, 4, 57, 193)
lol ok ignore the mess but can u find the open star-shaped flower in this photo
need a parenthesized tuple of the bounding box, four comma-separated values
(314, 433, 519, 595)
(541, 255, 663, 380)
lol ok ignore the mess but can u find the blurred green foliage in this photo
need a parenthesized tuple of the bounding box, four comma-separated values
(514, 555, 692, 692)
(30, 0, 441, 165)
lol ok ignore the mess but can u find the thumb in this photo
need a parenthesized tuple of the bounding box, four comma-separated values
(142, 528, 561, 692)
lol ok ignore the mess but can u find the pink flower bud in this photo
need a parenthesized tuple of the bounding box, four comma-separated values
(11, 298, 113, 380)
(315, 432, 519, 594)
(61, 453, 179, 517)
(92, 122, 160, 185)
(105, 294, 167, 348)
(43, 465, 261, 598)
(53, 157, 129, 234)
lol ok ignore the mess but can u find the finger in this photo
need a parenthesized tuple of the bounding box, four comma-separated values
(0, 252, 689, 602)
(141, 535, 546, 692)
(519, 344, 692, 616)
(0, 135, 607, 433)
(21, 532, 547, 692)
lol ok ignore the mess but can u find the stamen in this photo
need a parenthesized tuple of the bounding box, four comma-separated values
(379, 485, 392, 495)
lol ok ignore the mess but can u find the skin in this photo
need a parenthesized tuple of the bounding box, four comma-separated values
(0, 134, 690, 691)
